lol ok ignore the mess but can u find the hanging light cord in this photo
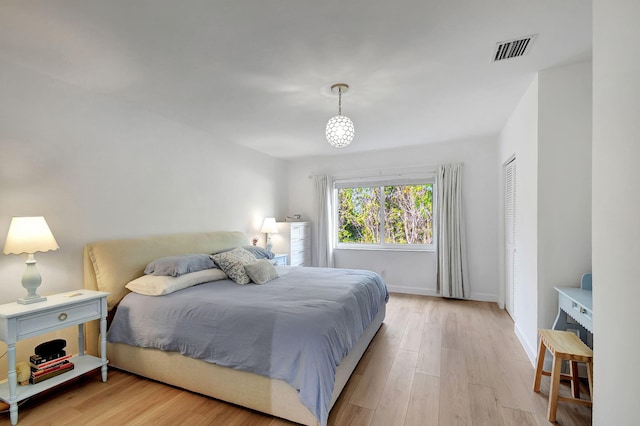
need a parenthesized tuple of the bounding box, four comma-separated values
(338, 87, 342, 115)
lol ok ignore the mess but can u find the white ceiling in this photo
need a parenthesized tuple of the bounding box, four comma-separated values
(0, 1, 592, 159)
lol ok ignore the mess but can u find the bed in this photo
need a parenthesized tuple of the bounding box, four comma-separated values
(82, 231, 387, 426)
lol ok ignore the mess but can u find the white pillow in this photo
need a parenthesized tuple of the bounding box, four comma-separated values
(126, 268, 227, 296)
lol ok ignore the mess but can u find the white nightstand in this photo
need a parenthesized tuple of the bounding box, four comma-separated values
(0, 290, 109, 425)
(273, 253, 288, 266)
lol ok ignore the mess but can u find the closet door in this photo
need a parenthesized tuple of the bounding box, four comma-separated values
(504, 158, 517, 319)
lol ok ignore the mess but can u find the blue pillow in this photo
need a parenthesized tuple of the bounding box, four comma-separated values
(144, 254, 217, 277)
(241, 245, 275, 260)
(213, 246, 275, 260)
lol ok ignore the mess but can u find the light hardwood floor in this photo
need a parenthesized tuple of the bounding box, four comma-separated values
(1, 293, 592, 425)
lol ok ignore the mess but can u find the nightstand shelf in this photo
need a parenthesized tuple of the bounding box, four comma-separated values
(0, 355, 106, 401)
(0, 290, 109, 425)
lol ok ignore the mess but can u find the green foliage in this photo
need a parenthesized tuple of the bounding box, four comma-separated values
(338, 184, 433, 245)
(338, 187, 380, 243)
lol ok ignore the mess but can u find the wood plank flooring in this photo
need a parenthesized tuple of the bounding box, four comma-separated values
(0, 294, 592, 425)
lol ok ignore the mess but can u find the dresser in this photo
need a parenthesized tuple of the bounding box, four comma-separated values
(273, 222, 311, 266)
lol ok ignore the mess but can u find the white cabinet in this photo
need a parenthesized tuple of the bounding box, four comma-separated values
(273, 222, 310, 266)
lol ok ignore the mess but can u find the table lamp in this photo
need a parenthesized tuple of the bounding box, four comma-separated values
(3, 216, 59, 304)
(260, 218, 278, 252)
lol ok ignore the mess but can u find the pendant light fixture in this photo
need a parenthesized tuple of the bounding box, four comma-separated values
(326, 83, 354, 148)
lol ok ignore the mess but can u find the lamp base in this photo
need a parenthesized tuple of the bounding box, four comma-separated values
(19, 255, 47, 304)
(17, 295, 47, 305)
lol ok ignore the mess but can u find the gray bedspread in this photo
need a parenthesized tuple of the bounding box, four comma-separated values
(107, 266, 389, 425)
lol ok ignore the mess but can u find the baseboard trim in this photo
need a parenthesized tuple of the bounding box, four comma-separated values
(469, 292, 498, 302)
(514, 322, 537, 366)
(386, 285, 439, 297)
(386, 285, 498, 303)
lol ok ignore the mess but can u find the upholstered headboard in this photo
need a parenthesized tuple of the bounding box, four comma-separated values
(83, 231, 248, 311)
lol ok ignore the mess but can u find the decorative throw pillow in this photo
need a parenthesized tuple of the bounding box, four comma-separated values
(244, 259, 279, 285)
(126, 268, 228, 296)
(211, 247, 257, 285)
(144, 253, 217, 277)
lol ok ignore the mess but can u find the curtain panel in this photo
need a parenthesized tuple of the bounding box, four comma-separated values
(314, 175, 334, 268)
(436, 163, 470, 299)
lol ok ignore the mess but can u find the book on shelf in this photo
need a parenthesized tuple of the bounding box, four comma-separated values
(30, 350, 67, 366)
(31, 360, 73, 377)
(29, 362, 74, 384)
(29, 353, 72, 370)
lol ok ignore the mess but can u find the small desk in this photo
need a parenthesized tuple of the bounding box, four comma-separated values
(553, 286, 593, 345)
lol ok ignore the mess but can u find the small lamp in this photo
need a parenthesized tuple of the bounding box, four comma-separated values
(260, 218, 278, 252)
(3, 216, 59, 304)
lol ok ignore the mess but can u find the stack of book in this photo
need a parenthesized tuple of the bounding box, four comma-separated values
(29, 350, 74, 384)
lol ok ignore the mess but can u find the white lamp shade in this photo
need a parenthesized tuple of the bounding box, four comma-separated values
(3, 216, 59, 255)
(260, 217, 278, 234)
(326, 115, 355, 148)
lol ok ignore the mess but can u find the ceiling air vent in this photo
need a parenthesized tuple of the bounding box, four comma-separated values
(493, 35, 537, 62)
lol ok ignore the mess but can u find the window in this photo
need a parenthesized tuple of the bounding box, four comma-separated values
(335, 177, 434, 250)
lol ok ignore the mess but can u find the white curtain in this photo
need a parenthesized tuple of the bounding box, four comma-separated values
(314, 175, 334, 267)
(436, 163, 469, 299)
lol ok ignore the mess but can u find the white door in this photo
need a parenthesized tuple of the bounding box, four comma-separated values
(504, 158, 516, 319)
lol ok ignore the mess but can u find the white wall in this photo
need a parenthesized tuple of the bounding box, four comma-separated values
(498, 60, 592, 362)
(0, 57, 288, 304)
(592, 1, 640, 424)
(537, 61, 592, 332)
(288, 136, 500, 301)
(499, 76, 539, 357)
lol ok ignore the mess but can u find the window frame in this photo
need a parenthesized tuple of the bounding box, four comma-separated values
(333, 174, 436, 252)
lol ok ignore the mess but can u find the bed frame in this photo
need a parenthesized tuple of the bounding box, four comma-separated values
(82, 231, 385, 426)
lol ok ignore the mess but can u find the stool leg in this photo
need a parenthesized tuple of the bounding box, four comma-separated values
(570, 360, 580, 398)
(587, 360, 594, 400)
(548, 355, 563, 422)
(533, 338, 546, 392)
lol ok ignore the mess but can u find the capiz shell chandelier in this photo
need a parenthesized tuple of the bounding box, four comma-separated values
(326, 83, 354, 148)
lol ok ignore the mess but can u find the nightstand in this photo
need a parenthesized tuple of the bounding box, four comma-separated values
(273, 253, 288, 266)
(0, 290, 109, 425)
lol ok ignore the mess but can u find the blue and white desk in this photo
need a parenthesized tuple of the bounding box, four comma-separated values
(552, 286, 593, 346)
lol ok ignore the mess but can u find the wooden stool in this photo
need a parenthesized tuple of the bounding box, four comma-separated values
(533, 329, 593, 422)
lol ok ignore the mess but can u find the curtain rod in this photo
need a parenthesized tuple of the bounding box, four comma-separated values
(308, 164, 439, 180)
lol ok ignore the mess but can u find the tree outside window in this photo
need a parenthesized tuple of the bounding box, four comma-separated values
(337, 183, 433, 247)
